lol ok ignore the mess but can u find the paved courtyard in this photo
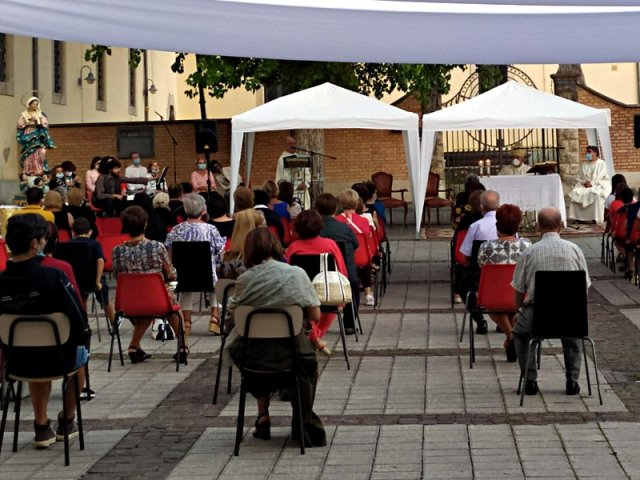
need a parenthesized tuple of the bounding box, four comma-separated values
(1, 230, 640, 479)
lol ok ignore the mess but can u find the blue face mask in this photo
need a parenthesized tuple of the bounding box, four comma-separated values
(56, 172, 64, 179)
(197, 163, 207, 171)
(132, 158, 141, 166)
(64, 171, 72, 177)
(585, 153, 593, 161)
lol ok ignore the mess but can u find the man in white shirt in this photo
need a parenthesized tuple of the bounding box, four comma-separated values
(458, 190, 500, 334)
(124, 152, 148, 195)
(568, 145, 610, 224)
(499, 155, 529, 176)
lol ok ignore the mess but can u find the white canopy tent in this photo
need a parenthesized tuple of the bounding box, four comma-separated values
(3, 1, 640, 64)
(420, 81, 613, 213)
(230, 82, 420, 223)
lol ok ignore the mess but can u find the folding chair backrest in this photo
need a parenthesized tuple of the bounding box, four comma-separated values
(476, 264, 517, 311)
(95, 216, 123, 235)
(289, 253, 337, 281)
(533, 270, 588, 338)
(0, 313, 71, 348)
(172, 241, 214, 292)
(0, 238, 8, 272)
(115, 272, 174, 317)
(54, 241, 97, 294)
(234, 305, 304, 339)
(215, 279, 236, 307)
(98, 234, 129, 273)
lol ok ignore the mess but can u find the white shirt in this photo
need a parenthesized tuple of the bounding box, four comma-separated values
(125, 165, 148, 193)
(459, 210, 498, 257)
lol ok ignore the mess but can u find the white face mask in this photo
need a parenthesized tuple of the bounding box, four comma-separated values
(512, 158, 521, 168)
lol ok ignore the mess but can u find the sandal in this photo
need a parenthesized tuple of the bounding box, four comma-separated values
(209, 316, 221, 335)
(253, 412, 271, 440)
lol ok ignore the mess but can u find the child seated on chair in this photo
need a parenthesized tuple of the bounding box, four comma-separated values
(70, 217, 115, 324)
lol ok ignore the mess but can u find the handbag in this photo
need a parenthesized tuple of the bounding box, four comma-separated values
(311, 253, 352, 305)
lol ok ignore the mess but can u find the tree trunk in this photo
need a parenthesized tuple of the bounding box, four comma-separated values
(297, 129, 324, 207)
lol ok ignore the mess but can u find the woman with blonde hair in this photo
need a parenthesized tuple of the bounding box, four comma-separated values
(218, 209, 264, 280)
(263, 180, 290, 220)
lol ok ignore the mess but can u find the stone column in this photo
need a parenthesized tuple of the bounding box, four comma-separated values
(551, 64, 585, 193)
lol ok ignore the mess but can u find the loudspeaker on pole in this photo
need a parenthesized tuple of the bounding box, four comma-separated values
(195, 121, 218, 153)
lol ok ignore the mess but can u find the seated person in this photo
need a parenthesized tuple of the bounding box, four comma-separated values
(66, 187, 97, 238)
(0, 214, 89, 448)
(70, 217, 115, 324)
(317, 193, 360, 335)
(263, 180, 290, 220)
(457, 190, 500, 334)
(113, 206, 188, 364)
(14, 187, 55, 223)
(477, 204, 531, 362)
(286, 209, 348, 354)
(610, 186, 635, 277)
(227, 227, 326, 448)
(568, 145, 611, 224)
(168, 184, 186, 224)
(207, 191, 235, 239)
(253, 189, 285, 242)
(452, 174, 485, 230)
(277, 180, 302, 219)
(218, 209, 264, 282)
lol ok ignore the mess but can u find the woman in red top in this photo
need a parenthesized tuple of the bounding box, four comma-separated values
(286, 210, 347, 355)
(336, 189, 376, 306)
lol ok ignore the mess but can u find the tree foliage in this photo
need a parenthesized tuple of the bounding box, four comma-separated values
(85, 46, 464, 113)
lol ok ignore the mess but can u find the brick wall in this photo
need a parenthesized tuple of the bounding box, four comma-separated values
(49, 120, 411, 196)
(578, 85, 640, 172)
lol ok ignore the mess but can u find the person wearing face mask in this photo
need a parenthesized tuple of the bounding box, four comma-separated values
(568, 145, 611, 224)
(191, 155, 216, 193)
(47, 165, 67, 192)
(93, 157, 148, 216)
(499, 155, 529, 176)
(125, 152, 148, 195)
(147, 161, 163, 194)
(61, 161, 81, 190)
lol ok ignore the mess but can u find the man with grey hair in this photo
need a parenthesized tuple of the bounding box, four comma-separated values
(512, 207, 590, 396)
(457, 190, 500, 334)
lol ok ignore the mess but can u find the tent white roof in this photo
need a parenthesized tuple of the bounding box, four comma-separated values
(3, 0, 640, 64)
(233, 82, 419, 132)
(229, 83, 421, 225)
(420, 81, 613, 217)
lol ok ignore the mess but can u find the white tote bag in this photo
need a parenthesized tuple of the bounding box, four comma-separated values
(311, 253, 352, 306)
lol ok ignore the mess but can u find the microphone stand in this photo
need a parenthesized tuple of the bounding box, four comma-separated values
(155, 111, 178, 185)
(293, 146, 336, 160)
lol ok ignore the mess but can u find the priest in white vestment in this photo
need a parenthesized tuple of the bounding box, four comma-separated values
(568, 145, 611, 223)
(275, 136, 311, 209)
(499, 156, 529, 176)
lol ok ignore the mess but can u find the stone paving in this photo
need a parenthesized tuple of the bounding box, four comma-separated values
(1, 231, 640, 479)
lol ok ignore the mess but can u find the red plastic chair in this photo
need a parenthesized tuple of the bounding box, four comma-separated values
(95, 217, 122, 236)
(449, 229, 468, 307)
(86, 190, 104, 214)
(57, 228, 72, 243)
(461, 263, 517, 368)
(97, 234, 129, 273)
(113, 273, 185, 372)
(0, 239, 8, 272)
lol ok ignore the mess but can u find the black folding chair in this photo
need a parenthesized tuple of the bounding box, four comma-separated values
(289, 254, 351, 369)
(517, 270, 603, 406)
(335, 241, 363, 336)
(233, 305, 306, 456)
(212, 279, 236, 405)
(0, 313, 85, 466)
(171, 241, 214, 312)
(54, 241, 107, 342)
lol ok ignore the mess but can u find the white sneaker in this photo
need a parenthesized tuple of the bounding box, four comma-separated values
(365, 294, 375, 306)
